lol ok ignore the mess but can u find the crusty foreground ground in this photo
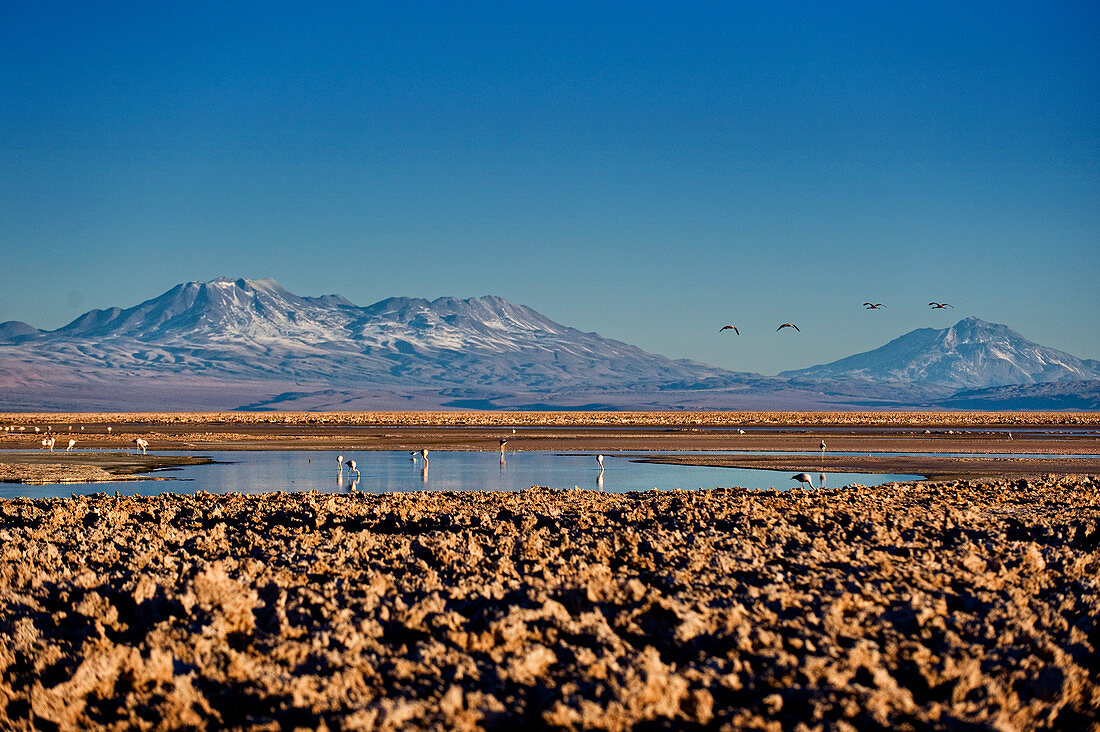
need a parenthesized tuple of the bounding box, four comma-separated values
(1, 478, 1098, 730)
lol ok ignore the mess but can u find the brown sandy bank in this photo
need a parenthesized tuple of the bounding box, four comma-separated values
(1, 478, 1098, 730)
(0, 453, 217, 485)
(636, 454, 1100, 482)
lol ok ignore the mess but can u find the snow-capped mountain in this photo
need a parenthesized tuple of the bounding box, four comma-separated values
(781, 317, 1100, 393)
(0, 277, 757, 410)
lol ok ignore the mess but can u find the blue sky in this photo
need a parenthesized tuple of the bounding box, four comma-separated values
(2, 1, 1097, 375)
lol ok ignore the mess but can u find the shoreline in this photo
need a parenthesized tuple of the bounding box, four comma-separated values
(2, 411, 1099, 483)
(3, 449, 1099, 486)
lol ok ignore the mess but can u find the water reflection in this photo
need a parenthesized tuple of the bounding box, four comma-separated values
(2, 450, 924, 498)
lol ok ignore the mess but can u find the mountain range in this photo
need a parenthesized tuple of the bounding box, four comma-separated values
(1, 277, 1097, 411)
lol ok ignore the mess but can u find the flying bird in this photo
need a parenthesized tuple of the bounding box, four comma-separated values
(719, 325, 739, 334)
(777, 323, 800, 332)
(928, 302, 953, 309)
(863, 303, 885, 309)
(791, 473, 814, 488)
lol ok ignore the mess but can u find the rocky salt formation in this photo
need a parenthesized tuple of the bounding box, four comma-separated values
(0, 478, 1098, 730)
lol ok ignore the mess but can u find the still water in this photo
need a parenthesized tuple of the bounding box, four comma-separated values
(2, 450, 922, 499)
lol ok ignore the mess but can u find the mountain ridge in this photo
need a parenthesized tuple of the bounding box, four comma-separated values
(1, 278, 1096, 411)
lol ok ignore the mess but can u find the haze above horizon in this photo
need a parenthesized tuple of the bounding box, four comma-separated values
(2, 2, 1097, 374)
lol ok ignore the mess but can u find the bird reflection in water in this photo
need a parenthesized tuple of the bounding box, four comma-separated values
(819, 473, 826, 489)
(421, 465, 428, 483)
(596, 471, 604, 489)
(345, 476, 360, 492)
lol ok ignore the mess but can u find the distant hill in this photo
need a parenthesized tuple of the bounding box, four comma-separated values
(934, 380, 1100, 410)
(0, 321, 38, 342)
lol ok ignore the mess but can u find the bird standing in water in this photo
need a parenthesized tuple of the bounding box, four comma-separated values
(791, 473, 814, 488)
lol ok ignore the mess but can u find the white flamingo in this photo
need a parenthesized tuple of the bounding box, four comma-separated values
(133, 438, 149, 454)
(347, 459, 359, 478)
(337, 454, 344, 473)
(66, 439, 76, 451)
(791, 473, 814, 488)
(597, 454, 604, 471)
(421, 449, 429, 465)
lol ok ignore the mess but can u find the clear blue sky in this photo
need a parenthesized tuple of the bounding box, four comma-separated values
(2, 1, 1097, 375)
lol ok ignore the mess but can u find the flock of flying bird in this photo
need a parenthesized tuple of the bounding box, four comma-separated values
(719, 302, 953, 335)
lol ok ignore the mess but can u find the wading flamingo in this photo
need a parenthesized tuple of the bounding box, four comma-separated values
(791, 473, 814, 488)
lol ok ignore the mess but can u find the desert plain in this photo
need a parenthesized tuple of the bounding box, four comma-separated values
(0, 411, 1098, 729)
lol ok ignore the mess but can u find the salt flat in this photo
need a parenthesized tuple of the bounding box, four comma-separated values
(1, 477, 1097, 729)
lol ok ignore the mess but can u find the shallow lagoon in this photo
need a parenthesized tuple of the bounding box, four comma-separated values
(2, 450, 923, 498)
